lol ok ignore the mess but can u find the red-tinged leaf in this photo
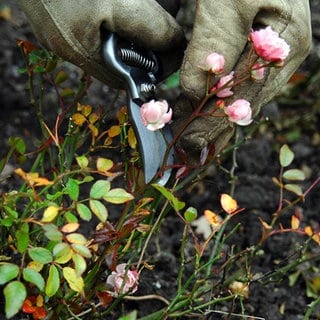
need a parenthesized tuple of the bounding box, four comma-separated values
(45, 265, 60, 297)
(16, 39, 37, 54)
(97, 291, 113, 307)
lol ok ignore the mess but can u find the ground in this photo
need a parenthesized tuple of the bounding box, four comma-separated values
(0, 1, 320, 319)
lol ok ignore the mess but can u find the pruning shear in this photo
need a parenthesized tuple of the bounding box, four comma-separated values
(102, 32, 174, 185)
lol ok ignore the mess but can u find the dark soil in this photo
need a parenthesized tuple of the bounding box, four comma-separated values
(1, 1, 320, 319)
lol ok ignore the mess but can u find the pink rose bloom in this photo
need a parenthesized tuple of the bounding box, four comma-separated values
(225, 99, 253, 126)
(210, 72, 234, 98)
(106, 263, 139, 296)
(205, 52, 225, 74)
(250, 62, 266, 81)
(140, 99, 172, 131)
(250, 26, 290, 63)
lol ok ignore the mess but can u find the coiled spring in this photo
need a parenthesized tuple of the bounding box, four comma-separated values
(120, 48, 155, 72)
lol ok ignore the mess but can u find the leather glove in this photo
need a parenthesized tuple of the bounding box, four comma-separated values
(17, 0, 185, 87)
(174, 0, 312, 164)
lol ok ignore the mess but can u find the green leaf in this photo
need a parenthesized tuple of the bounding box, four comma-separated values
(164, 71, 180, 89)
(16, 223, 30, 253)
(283, 169, 305, 181)
(54, 70, 68, 84)
(65, 178, 79, 201)
(45, 264, 60, 297)
(0, 264, 19, 285)
(76, 203, 92, 221)
(119, 310, 138, 320)
(76, 155, 89, 169)
(65, 211, 79, 223)
(28, 247, 53, 264)
(90, 180, 111, 199)
(279, 144, 294, 167)
(63, 267, 84, 293)
(53, 243, 73, 264)
(152, 184, 185, 211)
(89, 199, 108, 222)
(72, 253, 87, 276)
(71, 244, 92, 258)
(184, 207, 198, 222)
(23, 268, 45, 292)
(60, 87, 75, 97)
(4, 281, 26, 319)
(103, 188, 134, 204)
(42, 223, 63, 242)
(66, 233, 87, 245)
(9, 136, 26, 154)
(284, 184, 303, 196)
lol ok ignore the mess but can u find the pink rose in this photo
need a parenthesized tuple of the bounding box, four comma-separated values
(225, 99, 253, 126)
(106, 263, 139, 296)
(250, 63, 266, 81)
(250, 26, 290, 63)
(140, 99, 172, 131)
(205, 52, 225, 74)
(210, 72, 234, 98)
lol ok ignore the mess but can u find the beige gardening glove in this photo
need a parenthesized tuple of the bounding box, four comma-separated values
(17, 0, 185, 87)
(174, 0, 312, 164)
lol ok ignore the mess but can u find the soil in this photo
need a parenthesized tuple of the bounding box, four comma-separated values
(1, 1, 320, 319)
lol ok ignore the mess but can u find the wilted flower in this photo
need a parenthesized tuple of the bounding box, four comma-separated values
(249, 26, 290, 64)
(224, 99, 253, 126)
(205, 52, 225, 74)
(250, 62, 266, 81)
(106, 263, 139, 296)
(210, 72, 234, 98)
(140, 99, 172, 131)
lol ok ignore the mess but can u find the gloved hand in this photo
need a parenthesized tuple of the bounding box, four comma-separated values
(17, 0, 185, 87)
(174, 0, 312, 164)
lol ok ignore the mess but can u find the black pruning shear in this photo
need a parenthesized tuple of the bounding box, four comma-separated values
(102, 32, 174, 185)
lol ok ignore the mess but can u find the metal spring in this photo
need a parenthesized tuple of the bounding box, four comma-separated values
(119, 48, 155, 71)
(140, 83, 156, 95)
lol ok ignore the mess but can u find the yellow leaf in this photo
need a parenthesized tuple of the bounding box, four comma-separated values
(14, 168, 53, 186)
(304, 226, 313, 236)
(108, 125, 121, 138)
(204, 210, 221, 226)
(62, 267, 84, 294)
(116, 106, 128, 124)
(42, 206, 59, 222)
(291, 215, 300, 230)
(128, 127, 137, 149)
(66, 233, 87, 245)
(96, 157, 113, 172)
(89, 112, 99, 124)
(61, 223, 80, 233)
(77, 103, 92, 117)
(89, 123, 99, 137)
(220, 193, 238, 214)
(72, 113, 87, 126)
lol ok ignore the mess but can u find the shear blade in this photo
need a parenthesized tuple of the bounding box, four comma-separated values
(129, 99, 173, 185)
